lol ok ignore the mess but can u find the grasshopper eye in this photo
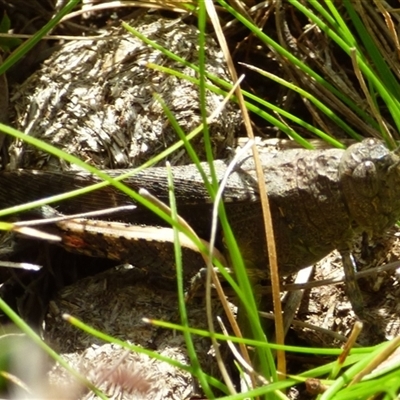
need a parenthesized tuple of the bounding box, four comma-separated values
(350, 160, 379, 197)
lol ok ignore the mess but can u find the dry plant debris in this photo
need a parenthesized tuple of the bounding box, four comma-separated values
(9, 13, 240, 170)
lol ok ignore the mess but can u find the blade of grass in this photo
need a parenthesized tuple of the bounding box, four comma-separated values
(198, 2, 216, 180)
(0, 298, 108, 399)
(219, 0, 380, 132)
(64, 314, 229, 394)
(149, 62, 317, 147)
(343, 1, 400, 99)
(205, 0, 280, 386)
(129, 16, 357, 144)
(166, 162, 216, 398)
(124, 22, 314, 146)
(239, 63, 351, 147)
(0, 0, 81, 76)
(154, 81, 269, 384)
(150, 319, 372, 358)
(291, 0, 400, 141)
(320, 337, 400, 399)
(0, 122, 202, 218)
(0, 124, 232, 291)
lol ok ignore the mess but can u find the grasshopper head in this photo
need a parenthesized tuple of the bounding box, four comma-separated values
(339, 138, 400, 235)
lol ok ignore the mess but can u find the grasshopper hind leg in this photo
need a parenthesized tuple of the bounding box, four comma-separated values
(340, 249, 365, 318)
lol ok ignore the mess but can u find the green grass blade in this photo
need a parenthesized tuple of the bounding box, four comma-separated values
(291, 0, 400, 137)
(167, 162, 215, 398)
(0, 0, 81, 76)
(0, 298, 108, 399)
(219, 0, 380, 132)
